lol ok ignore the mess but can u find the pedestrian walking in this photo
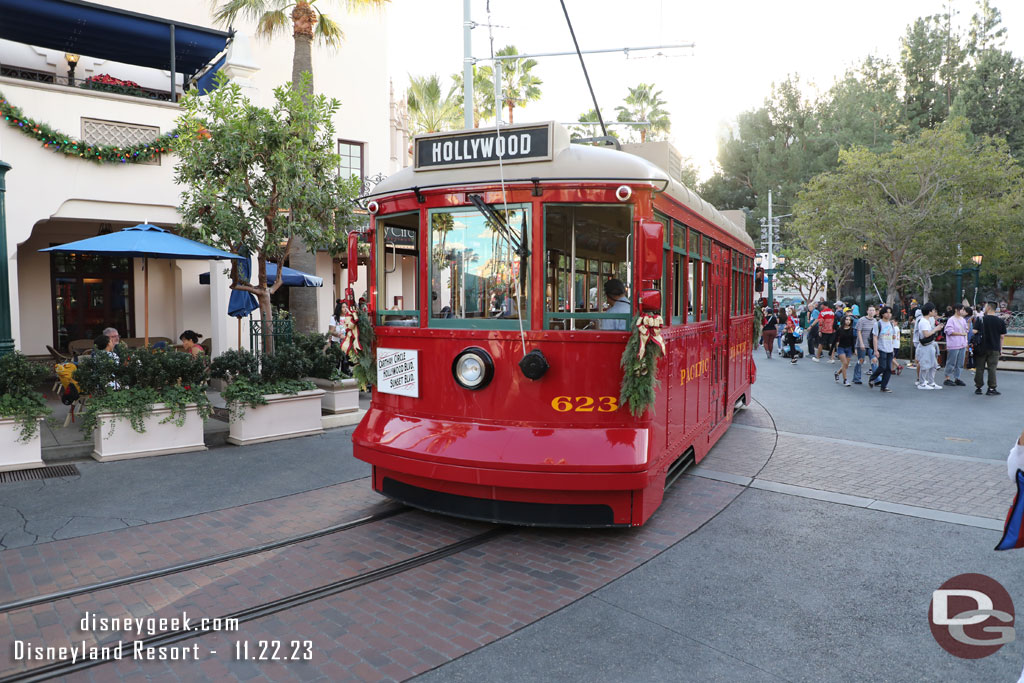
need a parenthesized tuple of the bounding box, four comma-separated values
(813, 302, 836, 363)
(806, 301, 821, 358)
(834, 315, 856, 386)
(868, 306, 898, 393)
(761, 308, 779, 358)
(914, 303, 944, 390)
(942, 304, 969, 386)
(973, 301, 1008, 396)
(783, 313, 801, 365)
(853, 305, 876, 384)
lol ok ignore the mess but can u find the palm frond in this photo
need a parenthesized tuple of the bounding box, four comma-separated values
(212, 0, 287, 27)
(314, 12, 346, 47)
(254, 9, 291, 41)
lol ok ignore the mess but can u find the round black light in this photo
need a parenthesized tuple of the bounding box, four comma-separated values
(518, 349, 549, 380)
(452, 347, 495, 390)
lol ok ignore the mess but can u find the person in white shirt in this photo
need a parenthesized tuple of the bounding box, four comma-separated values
(914, 303, 944, 390)
(1007, 427, 1024, 481)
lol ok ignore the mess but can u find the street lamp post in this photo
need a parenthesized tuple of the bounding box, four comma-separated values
(971, 254, 983, 306)
(65, 53, 80, 85)
(954, 254, 984, 306)
(0, 161, 14, 357)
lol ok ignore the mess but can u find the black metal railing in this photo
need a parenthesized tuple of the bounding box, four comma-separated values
(0, 65, 176, 102)
(249, 318, 294, 355)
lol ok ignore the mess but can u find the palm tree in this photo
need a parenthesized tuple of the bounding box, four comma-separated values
(407, 74, 462, 135)
(568, 109, 619, 142)
(212, 0, 387, 334)
(495, 45, 542, 124)
(615, 83, 671, 143)
(451, 64, 495, 128)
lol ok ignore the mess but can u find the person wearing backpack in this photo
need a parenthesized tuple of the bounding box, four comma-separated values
(914, 303, 945, 390)
(852, 305, 877, 384)
(973, 301, 1008, 395)
(813, 302, 836, 363)
(868, 306, 898, 392)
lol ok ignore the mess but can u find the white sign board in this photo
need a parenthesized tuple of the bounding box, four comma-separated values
(376, 348, 419, 398)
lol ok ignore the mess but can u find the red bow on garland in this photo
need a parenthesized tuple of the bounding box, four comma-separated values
(635, 314, 666, 360)
(340, 303, 362, 356)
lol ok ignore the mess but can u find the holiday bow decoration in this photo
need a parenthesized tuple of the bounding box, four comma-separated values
(340, 303, 362, 356)
(635, 314, 666, 360)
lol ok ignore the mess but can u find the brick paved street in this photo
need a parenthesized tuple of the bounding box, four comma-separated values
(1, 355, 1021, 681)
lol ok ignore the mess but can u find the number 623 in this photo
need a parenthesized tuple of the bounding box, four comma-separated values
(550, 396, 618, 412)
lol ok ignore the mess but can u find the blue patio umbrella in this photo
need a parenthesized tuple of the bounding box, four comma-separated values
(41, 224, 243, 345)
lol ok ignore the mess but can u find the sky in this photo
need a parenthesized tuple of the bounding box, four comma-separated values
(388, 0, 1024, 179)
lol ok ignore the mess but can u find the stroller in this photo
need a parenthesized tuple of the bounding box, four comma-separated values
(782, 326, 805, 359)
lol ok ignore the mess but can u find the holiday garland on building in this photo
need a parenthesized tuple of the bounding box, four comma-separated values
(0, 91, 178, 164)
(619, 313, 667, 416)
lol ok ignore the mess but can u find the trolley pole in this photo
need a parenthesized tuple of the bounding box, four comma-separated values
(463, 0, 474, 130)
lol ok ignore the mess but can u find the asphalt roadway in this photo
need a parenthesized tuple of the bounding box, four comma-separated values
(2, 356, 1023, 680)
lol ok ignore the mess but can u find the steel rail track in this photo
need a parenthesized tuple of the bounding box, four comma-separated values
(1, 527, 508, 683)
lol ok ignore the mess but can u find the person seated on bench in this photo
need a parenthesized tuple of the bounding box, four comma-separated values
(179, 330, 205, 357)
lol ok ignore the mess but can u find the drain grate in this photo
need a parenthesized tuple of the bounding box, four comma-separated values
(0, 464, 80, 484)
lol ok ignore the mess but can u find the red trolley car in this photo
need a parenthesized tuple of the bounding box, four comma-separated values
(351, 122, 755, 527)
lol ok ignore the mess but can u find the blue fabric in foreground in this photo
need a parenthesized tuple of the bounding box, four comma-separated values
(995, 469, 1024, 550)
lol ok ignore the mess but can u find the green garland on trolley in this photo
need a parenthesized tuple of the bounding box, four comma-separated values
(619, 314, 666, 417)
(0, 91, 178, 164)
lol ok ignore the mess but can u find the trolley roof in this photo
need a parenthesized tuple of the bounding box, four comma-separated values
(369, 123, 752, 248)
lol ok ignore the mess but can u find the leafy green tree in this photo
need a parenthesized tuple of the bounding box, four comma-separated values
(615, 83, 670, 143)
(792, 118, 1021, 307)
(951, 48, 1024, 158)
(774, 241, 828, 304)
(899, 11, 966, 132)
(495, 45, 542, 124)
(819, 56, 906, 153)
(173, 75, 360, 349)
(212, 0, 387, 334)
(407, 74, 462, 135)
(451, 64, 495, 128)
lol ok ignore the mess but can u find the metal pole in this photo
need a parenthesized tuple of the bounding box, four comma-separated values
(767, 189, 774, 308)
(955, 270, 963, 305)
(493, 60, 502, 125)
(481, 43, 695, 62)
(0, 161, 13, 357)
(463, 0, 473, 130)
(169, 24, 176, 103)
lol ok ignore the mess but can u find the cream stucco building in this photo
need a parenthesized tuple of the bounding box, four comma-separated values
(0, 0, 409, 356)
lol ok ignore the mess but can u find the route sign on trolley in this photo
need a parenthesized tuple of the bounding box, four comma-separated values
(377, 348, 419, 397)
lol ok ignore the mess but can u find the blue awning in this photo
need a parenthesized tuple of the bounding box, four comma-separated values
(0, 0, 232, 78)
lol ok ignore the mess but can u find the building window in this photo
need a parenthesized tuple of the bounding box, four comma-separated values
(337, 139, 364, 180)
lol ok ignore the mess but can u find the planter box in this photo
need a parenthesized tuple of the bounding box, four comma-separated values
(92, 403, 206, 462)
(0, 417, 44, 472)
(227, 389, 325, 446)
(308, 377, 360, 414)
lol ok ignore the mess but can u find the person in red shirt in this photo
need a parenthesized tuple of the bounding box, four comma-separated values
(812, 304, 836, 363)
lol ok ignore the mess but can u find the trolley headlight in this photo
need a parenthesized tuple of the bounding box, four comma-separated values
(452, 347, 494, 390)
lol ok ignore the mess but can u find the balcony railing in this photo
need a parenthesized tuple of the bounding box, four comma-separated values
(0, 65, 176, 102)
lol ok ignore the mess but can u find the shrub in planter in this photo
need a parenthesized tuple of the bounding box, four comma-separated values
(74, 345, 212, 438)
(0, 352, 52, 443)
(294, 332, 350, 381)
(81, 74, 145, 97)
(210, 346, 315, 421)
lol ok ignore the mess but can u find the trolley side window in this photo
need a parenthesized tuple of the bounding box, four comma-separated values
(688, 229, 700, 322)
(376, 212, 420, 326)
(544, 204, 632, 331)
(428, 204, 530, 328)
(671, 221, 687, 325)
(701, 235, 712, 321)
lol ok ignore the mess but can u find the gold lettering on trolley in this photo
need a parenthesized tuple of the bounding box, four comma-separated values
(728, 340, 751, 360)
(680, 358, 710, 385)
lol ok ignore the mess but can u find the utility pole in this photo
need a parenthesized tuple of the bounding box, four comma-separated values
(0, 161, 13, 357)
(767, 190, 773, 308)
(463, 0, 474, 130)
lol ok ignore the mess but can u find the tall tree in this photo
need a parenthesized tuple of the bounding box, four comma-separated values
(614, 83, 670, 143)
(568, 108, 619, 142)
(451, 64, 495, 128)
(899, 10, 967, 132)
(792, 118, 1021, 307)
(407, 74, 462, 135)
(495, 45, 542, 124)
(174, 75, 360, 349)
(213, 0, 388, 334)
(951, 48, 1024, 159)
(819, 56, 906, 153)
